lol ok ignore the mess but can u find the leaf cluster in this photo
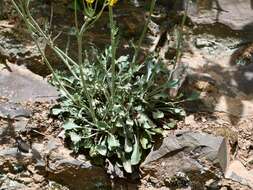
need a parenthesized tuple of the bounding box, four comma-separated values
(52, 47, 186, 174)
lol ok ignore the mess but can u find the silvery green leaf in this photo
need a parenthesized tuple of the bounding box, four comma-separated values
(134, 106, 143, 111)
(163, 123, 176, 129)
(137, 113, 149, 124)
(124, 137, 132, 153)
(126, 119, 134, 126)
(153, 93, 168, 100)
(140, 135, 151, 149)
(143, 122, 152, 129)
(96, 137, 107, 156)
(107, 135, 120, 150)
(146, 62, 154, 81)
(131, 135, 141, 165)
(117, 55, 129, 64)
(63, 121, 80, 130)
(69, 132, 81, 144)
(51, 108, 64, 115)
(121, 154, 132, 173)
(97, 121, 109, 130)
(173, 108, 186, 116)
(116, 122, 123, 128)
(89, 145, 98, 157)
(152, 111, 164, 119)
(167, 79, 179, 88)
(151, 128, 163, 135)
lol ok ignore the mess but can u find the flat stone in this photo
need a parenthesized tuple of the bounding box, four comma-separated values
(0, 27, 39, 62)
(0, 102, 31, 119)
(45, 138, 62, 153)
(225, 160, 253, 188)
(141, 131, 227, 188)
(46, 139, 110, 190)
(0, 63, 58, 103)
(13, 119, 29, 133)
(188, 0, 253, 32)
(0, 147, 19, 157)
(182, 34, 253, 121)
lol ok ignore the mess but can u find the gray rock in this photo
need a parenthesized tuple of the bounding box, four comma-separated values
(0, 147, 19, 157)
(142, 135, 182, 165)
(225, 160, 253, 188)
(176, 131, 224, 162)
(0, 63, 58, 103)
(0, 176, 27, 190)
(188, 0, 253, 33)
(141, 131, 227, 189)
(0, 30, 40, 63)
(45, 138, 62, 153)
(0, 102, 31, 119)
(13, 119, 29, 133)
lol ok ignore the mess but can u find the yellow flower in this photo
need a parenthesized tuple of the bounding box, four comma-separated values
(86, 0, 95, 4)
(108, 0, 117, 6)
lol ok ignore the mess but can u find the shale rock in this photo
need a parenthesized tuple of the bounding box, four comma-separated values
(0, 63, 58, 103)
(141, 131, 228, 189)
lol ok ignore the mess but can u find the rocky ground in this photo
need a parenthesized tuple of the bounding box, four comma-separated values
(0, 0, 253, 189)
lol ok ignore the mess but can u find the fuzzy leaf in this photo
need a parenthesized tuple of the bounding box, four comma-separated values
(131, 135, 141, 165)
(69, 132, 81, 144)
(121, 154, 132, 173)
(153, 93, 168, 100)
(167, 79, 179, 88)
(63, 121, 80, 130)
(151, 128, 163, 135)
(89, 145, 98, 157)
(152, 111, 164, 119)
(97, 121, 109, 130)
(51, 108, 64, 115)
(97, 145, 107, 156)
(126, 118, 134, 126)
(107, 135, 120, 150)
(140, 134, 151, 149)
(124, 137, 132, 153)
(97, 138, 107, 156)
(146, 62, 154, 81)
(137, 113, 149, 124)
(173, 108, 186, 116)
(163, 122, 176, 129)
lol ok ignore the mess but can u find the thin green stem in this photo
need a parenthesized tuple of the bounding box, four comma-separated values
(131, 0, 156, 68)
(54, 47, 79, 67)
(11, 0, 79, 103)
(72, 0, 97, 123)
(109, 6, 116, 102)
(34, 40, 76, 103)
(75, 16, 97, 123)
(83, 3, 107, 33)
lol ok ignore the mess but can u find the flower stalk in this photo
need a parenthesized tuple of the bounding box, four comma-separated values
(131, 0, 156, 68)
(109, 6, 117, 102)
